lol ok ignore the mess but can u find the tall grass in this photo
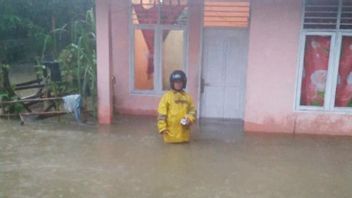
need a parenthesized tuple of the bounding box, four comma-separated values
(0, 64, 23, 114)
(42, 8, 97, 116)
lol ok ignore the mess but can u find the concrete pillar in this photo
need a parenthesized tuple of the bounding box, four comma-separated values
(96, 0, 113, 124)
(189, 0, 203, 118)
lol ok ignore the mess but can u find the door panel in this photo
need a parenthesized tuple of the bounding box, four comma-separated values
(202, 86, 224, 118)
(200, 29, 248, 119)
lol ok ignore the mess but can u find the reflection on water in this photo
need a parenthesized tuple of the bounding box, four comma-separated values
(0, 116, 352, 198)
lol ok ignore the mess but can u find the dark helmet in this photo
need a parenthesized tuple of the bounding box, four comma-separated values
(170, 70, 187, 90)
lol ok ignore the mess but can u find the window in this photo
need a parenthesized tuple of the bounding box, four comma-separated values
(130, 0, 188, 93)
(297, 0, 352, 111)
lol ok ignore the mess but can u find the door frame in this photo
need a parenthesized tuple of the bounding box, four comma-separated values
(198, 27, 248, 119)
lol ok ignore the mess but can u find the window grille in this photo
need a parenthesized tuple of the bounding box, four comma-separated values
(340, 0, 352, 29)
(303, 0, 352, 30)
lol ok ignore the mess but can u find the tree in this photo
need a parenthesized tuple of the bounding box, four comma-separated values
(0, 0, 95, 64)
(0, 0, 97, 116)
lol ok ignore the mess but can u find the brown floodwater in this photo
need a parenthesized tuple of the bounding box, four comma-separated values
(0, 115, 351, 198)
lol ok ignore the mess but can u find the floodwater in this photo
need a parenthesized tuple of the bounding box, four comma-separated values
(1, 116, 352, 198)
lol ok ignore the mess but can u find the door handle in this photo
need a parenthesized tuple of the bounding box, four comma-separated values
(201, 78, 210, 93)
(201, 78, 205, 93)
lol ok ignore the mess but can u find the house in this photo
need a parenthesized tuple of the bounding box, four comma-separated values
(95, 0, 352, 135)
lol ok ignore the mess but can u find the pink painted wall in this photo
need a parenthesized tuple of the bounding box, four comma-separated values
(244, 0, 352, 135)
(109, 0, 202, 116)
(96, 0, 113, 124)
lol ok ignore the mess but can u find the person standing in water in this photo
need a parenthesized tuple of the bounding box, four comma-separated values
(157, 70, 196, 143)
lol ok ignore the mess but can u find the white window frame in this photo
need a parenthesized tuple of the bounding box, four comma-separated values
(331, 32, 352, 113)
(159, 26, 189, 92)
(295, 1, 352, 113)
(295, 31, 336, 112)
(129, 2, 189, 95)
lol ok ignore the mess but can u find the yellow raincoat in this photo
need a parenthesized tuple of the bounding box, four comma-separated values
(157, 90, 196, 143)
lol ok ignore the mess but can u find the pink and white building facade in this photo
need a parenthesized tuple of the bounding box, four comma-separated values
(95, 0, 352, 135)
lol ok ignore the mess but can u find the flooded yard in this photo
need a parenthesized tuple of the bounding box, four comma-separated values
(0, 116, 352, 198)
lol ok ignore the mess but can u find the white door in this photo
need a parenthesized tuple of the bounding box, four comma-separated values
(200, 29, 248, 119)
